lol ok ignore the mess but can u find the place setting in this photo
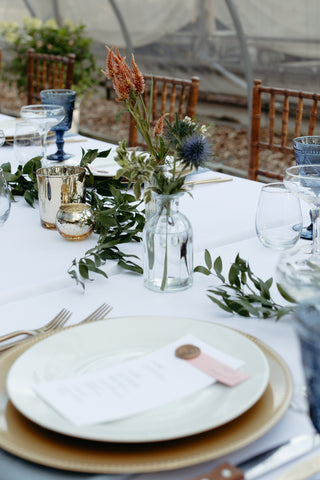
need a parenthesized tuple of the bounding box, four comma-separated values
(0, 314, 293, 474)
(1, 10, 320, 479)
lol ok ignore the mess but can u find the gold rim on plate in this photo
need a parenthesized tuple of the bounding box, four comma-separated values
(0, 329, 293, 474)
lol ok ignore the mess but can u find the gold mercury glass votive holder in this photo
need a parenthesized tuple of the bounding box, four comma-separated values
(56, 203, 95, 241)
(36, 166, 86, 229)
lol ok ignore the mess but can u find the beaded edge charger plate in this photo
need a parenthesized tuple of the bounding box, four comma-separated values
(6, 317, 269, 443)
(0, 320, 293, 474)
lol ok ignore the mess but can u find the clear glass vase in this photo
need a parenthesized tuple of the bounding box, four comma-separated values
(144, 164, 172, 220)
(143, 193, 193, 292)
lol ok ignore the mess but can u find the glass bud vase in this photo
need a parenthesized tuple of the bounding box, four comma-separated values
(143, 193, 193, 292)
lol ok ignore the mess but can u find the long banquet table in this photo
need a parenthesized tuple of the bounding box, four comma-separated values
(0, 113, 318, 480)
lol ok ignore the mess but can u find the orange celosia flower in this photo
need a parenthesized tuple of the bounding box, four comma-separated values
(131, 54, 145, 94)
(103, 46, 145, 101)
(104, 46, 116, 80)
(154, 115, 165, 136)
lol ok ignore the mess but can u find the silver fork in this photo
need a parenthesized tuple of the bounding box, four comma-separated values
(78, 303, 113, 325)
(0, 305, 112, 353)
(0, 308, 72, 344)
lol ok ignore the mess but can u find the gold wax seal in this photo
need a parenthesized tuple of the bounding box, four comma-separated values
(175, 344, 201, 360)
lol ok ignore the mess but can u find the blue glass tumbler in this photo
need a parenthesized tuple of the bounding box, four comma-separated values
(40, 89, 76, 161)
(295, 299, 320, 432)
(293, 136, 320, 240)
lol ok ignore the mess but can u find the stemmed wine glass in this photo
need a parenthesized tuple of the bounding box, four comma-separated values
(293, 136, 320, 240)
(276, 164, 320, 302)
(40, 89, 76, 161)
(20, 105, 65, 163)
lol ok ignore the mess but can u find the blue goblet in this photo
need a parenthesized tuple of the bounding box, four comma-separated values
(40, 89, 76, 161)
(293, 136, 320, 240)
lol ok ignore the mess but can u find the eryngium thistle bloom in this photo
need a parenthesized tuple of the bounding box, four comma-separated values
(179, 134, 212, 169)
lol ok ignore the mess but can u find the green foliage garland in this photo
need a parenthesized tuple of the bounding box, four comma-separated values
(1, 149, 145, 290)
(195, 249, 296, 320)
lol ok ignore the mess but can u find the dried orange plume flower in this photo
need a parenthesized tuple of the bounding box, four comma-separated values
(131, 54, 145, 94)
(102, 46, 145, 101)
(104, 46, 116, 80)
(154, 115, 166, 136)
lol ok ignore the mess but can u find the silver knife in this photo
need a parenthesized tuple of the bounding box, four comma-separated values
(188, 433, 320, 480)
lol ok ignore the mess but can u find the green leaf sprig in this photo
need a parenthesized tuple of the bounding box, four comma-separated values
(68, 149, 145, 290)
(2, 157, 41, 206)
(194, 249, 296, 320)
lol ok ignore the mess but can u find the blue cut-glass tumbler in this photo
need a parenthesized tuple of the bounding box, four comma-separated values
(40, 89, 76, 161)
(295, 299, 320, 432)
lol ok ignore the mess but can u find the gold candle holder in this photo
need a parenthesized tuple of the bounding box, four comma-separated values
(56, 203, 95, 241)
(36, 166, 86, 229)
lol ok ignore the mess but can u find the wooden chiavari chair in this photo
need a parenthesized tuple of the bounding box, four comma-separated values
(128, 74, 200, 148)
(27, 49, 75, 104)
(249, 79, 320, 181)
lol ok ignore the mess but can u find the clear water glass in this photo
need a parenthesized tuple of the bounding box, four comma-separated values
(13, 122, 43, 166)
(0, 129, 5, 147)
(255, 182, 302, 250)
(0, 167, 11, 225)
(284, 165, 320, 257)
(276, 165, 320, 302)
(40, 89, 76, 161)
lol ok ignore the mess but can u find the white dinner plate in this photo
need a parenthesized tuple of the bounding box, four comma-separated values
(7, 316, 269, 443)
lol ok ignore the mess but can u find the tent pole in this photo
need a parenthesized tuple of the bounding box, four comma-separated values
(225, 0, 253, 115)
(108, 0, 133, 58)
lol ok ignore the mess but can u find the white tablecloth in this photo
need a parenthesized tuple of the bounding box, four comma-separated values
(0, 122, 318, 480)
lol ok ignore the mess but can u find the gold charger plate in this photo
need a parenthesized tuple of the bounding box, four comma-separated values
(0, 330, 293, 474)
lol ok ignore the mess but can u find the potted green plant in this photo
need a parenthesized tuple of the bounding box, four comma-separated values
(0, 17, 98, 97)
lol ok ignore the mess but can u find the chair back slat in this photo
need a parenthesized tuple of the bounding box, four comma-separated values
(294, 97, 304, 138)
(281, 95, 289, 148)
(27, 49, 75, 104)
(169, 84, 177, 122)
(128, 74, 200, 148)
(151, 81, 158, 122)
(268, 93, 275, 146)
(249, 79, 320, 181)
(178, 85, 187, 118)
(308, 98, 318, 135)
(161, 82, 167, 116)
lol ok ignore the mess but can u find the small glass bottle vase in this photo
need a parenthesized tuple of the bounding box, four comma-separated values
(143, 193, 193, 292)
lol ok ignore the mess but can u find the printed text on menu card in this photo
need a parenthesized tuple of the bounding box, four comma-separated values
(34, 334, 248, 426)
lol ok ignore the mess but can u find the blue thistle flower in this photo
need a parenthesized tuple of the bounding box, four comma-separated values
(179, 134, 212, 169)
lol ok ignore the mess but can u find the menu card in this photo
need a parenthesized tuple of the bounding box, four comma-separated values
(34, 334, 248, 426)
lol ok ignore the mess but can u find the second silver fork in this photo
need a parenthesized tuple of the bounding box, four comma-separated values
(78, 303, 113, 325)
